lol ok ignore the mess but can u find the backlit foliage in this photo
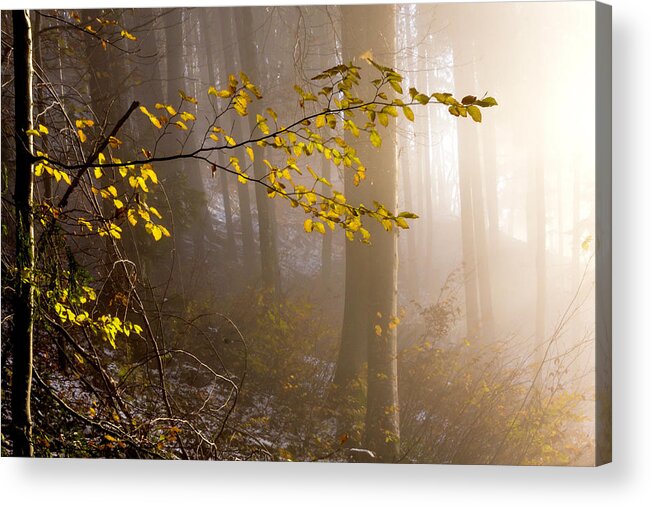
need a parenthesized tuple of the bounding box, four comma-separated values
(34, 61, 496, 247)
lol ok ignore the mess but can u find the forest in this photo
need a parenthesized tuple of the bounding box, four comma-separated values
(1, 3, 603, 464)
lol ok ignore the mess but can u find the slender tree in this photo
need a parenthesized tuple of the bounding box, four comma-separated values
(234, 7, 281, 293)
(11, 9, 35, 457)
(218, 8, 257, 279)
(199, 13, 236, 259)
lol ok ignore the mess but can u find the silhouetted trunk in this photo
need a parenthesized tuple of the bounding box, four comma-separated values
(218, 8, 258, 279)
(200, 14, 235, 258)
(457, 121, 480, 338)
(164, 8, 208, 271)
(453, 31, 495, 341)
(11, 9, 35, 457)
(234, 7, 281, 293)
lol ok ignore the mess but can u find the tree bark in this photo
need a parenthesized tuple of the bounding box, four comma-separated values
(12, 9, 35, 457)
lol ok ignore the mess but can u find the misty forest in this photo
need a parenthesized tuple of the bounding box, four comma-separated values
(1, 4, 600, 464)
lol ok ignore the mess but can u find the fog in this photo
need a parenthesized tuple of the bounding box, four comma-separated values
(1, 3, 601, 464)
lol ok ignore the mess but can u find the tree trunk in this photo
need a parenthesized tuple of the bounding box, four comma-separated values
(320, 158, 333, 285)
(200, 14, 235, 259)
(218, 8, 258, 279)
(11, 9, 35, 457)
(337, 4, 400, 462)
(457, 121, 480, 338)
(234, 7, 281, 293)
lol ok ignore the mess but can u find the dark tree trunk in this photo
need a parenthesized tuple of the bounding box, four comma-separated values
(11, 9, 35, 457)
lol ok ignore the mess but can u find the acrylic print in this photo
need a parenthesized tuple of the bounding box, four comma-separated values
(1, 2, 611, 465)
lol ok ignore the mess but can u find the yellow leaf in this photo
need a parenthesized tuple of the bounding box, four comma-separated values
(215, 89, 233, 98)
(120, 29, 136, 41)
(113, 199, 124, 209)
(403, 106, 414, 121)
(377, 112, 389, 127)
(38, 124, 49, 134)
(467, 105, 482, 123)
(75, 119, 94, 128)
(155, 103, 176, 116)
(127, 209, 138, 226)
(141, 165, 158, 184)
(174, 121, 188, 130)
(246, 146, 255, 162)
(108, 136, 122, 148)
(107, 185, 118, 197)
(109, 224, 122, 239)
(178, 89, 197, 104)
(313, 221, 325, 234)
(180, 111, 196, 121)
(151, 225, 162, 241)
(304, 218, 314, 233)
(139, 106, 162, 128)
(77, 129, 87, 143)
(369, 129, 381, 148)
(94, 167, 103, 179)
(224, 135, 236, 146)
(374, 325, 382, 336)
(395, 217, 409, 229)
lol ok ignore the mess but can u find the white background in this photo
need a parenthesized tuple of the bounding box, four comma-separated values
(1, 0, 649, 504)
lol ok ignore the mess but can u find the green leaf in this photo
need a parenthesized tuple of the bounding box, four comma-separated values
(432, 92, 452, 103)
(467, 105, 482, 122)
(414, 93, 430, 105)
(476, 96, 498, 107)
